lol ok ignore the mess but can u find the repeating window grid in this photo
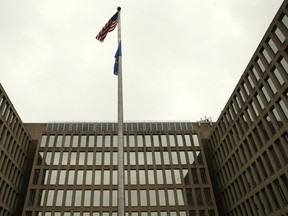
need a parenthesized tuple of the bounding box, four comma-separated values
(0, 124, 29, 164)
(217, 145, 288, 210)
(31, 133, 218, 214)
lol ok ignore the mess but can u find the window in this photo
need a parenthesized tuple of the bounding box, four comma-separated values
(267, 184, 280, 209)
(139, 170, 146, 184)
(278, 99, 288, 120)
(103, 170, 110, 185)
(169, 135, 175, 146)
(145, 135, 151, 147)
(62, 152, 69, 165)
(192, 135, 200, 146)
(78, 152, 85, 165)
(149, 190, 156, 206)
(50, 170, 57, 184)
(275, 139, 288, 164)
(177, 135, 184, 146)
(72, 136, 78, 147)
(247, 75, 255, 88)
(104, 136, 111, 147)
(163, 152, 170, 165)
(153, 135, 160, 147)
(46, 190, 54, 206)
(159, 190, 166, 206)
(263, 152, 274, 174)
(281, 14, 288, 29)
(55, 190, 63, 206)
(161, 135, 167, 147)
(269, 146, 282, 169)
(88, 135, 95, 147)
(67, 170, 75, 185)
(147, 170, 155, 184)
(70, 152, 77, 165)
(129, 135, 135, 147)
(271, 107, 283, 128)
(76, 170, 84, 185)
(74, 190, 82, 206)
(65, 190, 73, 206)
(268, 38, 278, 54)
(93, 190, 100, 206)
(146, 151, 153, 165)
(86, 170, 93, 185)
(274, 27, 285, 43)
(59, 170, 66, 185)
(40, 136, 47, 147)
(184, 135, 191, 146)
(131, 190, 138, 206)
(251, 101, 259, 116)
(63, 136, 70, 147)
(167, 190, 175, 205)
(188, 151, 195, 164)
(96, 135, 103, 147)
(195, 188, 203, 205)
(179, 152, 187, 164)
(48, 136, 55, 147)
(204, 188, 212, 205)
(246, 108, 254, 122)
(251, 67, 260, 81)
(191, 168, 198, 184)
(80, 136, 86, 147)
(137, 135, 143, 147)
(156, 170, 164, 184)
(104, 152, 110, 165)
(280, 58, 288, 74)
(266, 78, 277, 94)
(95, 152, 102, 165)
(177, 189, 184, 205)
(257, 58, 265, 72)
(261, 85, 271, 103)
(262, 49, 271, 64)
(265, 114, 276, 135)
(272, 68, 284, 85)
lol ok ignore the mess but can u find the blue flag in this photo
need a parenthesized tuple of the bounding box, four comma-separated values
(114, 41, 122, 75)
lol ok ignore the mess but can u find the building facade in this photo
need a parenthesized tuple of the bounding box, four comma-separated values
(206, 1, 288, 216)
(22, 122, 218, 216)
(0, 84, 36, 216)
(0, 1, 288, 216)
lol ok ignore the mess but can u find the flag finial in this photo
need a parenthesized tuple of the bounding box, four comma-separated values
(117, 7, 121, 11)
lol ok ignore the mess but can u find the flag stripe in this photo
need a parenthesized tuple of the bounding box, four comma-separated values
(96, 12, 118, 42)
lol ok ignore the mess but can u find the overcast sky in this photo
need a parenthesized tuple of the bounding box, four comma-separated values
(0, 0, 284, 123)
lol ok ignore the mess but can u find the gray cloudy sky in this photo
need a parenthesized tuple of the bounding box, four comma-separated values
(0, 0, 284, 123)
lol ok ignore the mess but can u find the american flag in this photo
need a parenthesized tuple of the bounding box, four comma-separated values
(96, 12, 118, 42)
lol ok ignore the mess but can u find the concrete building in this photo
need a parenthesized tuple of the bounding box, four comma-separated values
(22, 122, 218, 216)
(206, 1, 288, 215)
(0, 84, 36, 216)
(0, 1, 287, 216)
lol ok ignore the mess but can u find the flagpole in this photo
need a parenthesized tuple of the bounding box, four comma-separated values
(116, 6, 125, 216)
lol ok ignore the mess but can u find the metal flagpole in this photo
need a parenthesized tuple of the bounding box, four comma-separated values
(116, 7, 125, 216)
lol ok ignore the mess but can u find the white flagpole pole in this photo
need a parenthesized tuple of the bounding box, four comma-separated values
(116, 7, 125, 216)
